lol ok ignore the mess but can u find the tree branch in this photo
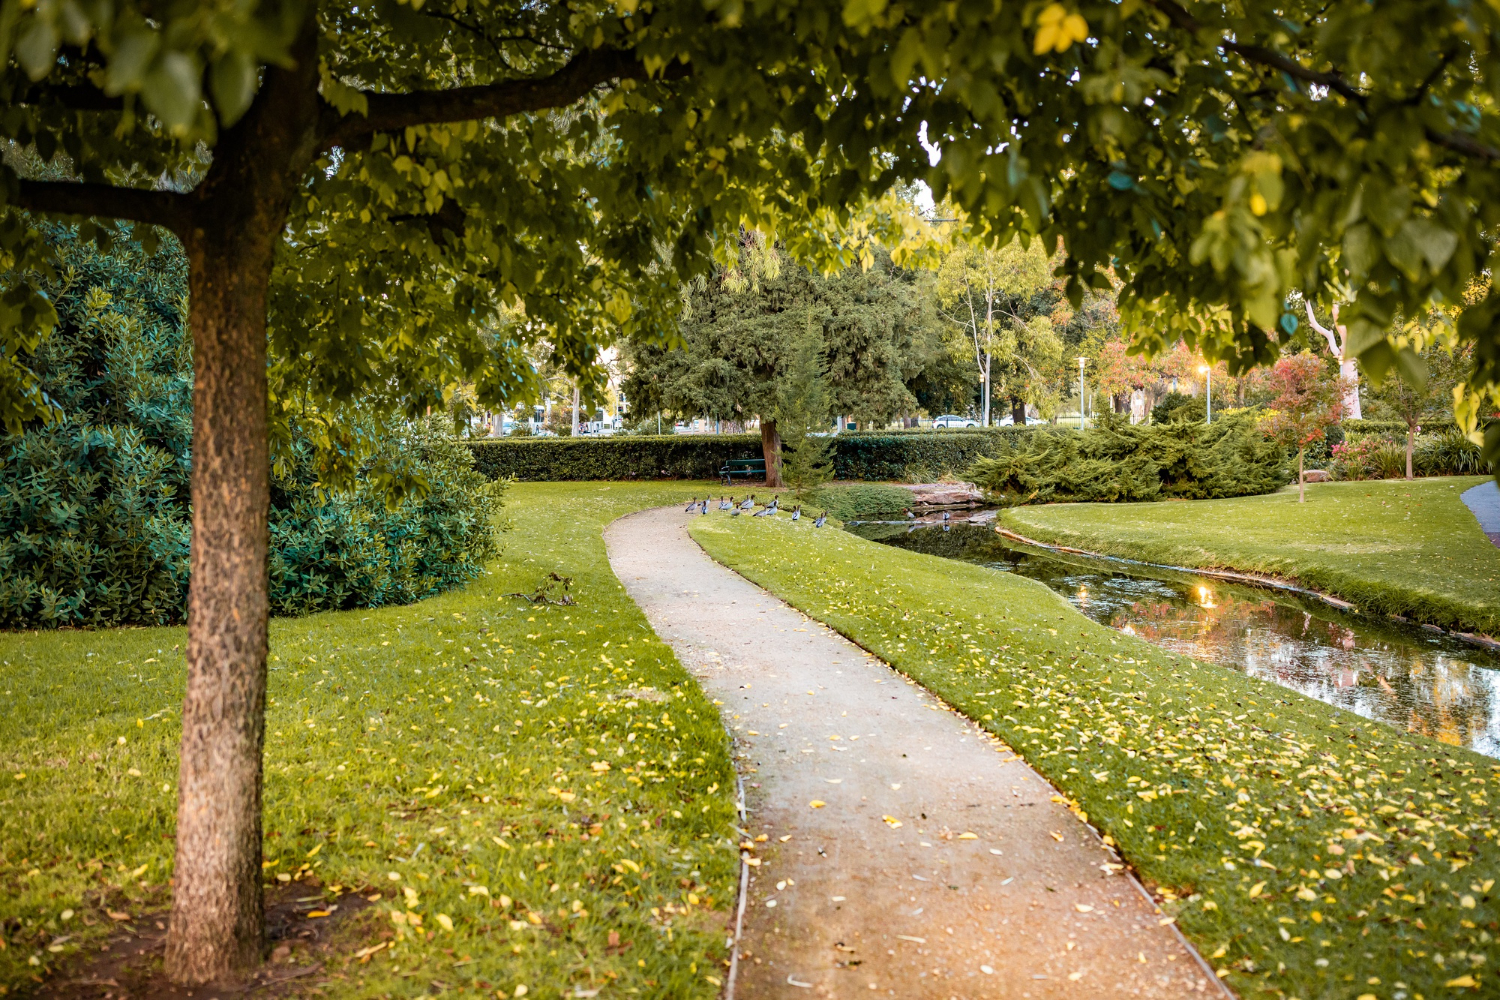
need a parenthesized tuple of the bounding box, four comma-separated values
(321, 46, 673, 147)
(1148, 0, 1364, 103)
(1424, 126, 1500, 162)
(15, 180, 189, 234)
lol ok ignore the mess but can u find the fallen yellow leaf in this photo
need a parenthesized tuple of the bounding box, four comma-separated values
(882, 815, 903, 828)
(1074, 903, 1094, 913)
(809, 800, 826, 809)
(1445, 975, 1477, 988)
(958, 832, 978, 840)
(1049, 832, 1064, 842)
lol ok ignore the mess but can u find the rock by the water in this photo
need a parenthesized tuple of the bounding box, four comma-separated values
(900, 482, 984, 508)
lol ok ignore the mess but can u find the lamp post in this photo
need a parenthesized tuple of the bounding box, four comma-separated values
(1200, 365, 1212, 424)
(1077, 357, 1088, 430)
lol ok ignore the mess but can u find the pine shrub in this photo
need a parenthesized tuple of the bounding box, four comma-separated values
(968, 412, 1286, 506)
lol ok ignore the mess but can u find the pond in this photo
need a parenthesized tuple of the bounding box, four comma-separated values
(847, 519, 1500, 758)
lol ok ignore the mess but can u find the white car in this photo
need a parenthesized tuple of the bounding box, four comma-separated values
(931, 414, 978, 428)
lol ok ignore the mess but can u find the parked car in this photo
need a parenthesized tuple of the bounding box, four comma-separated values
(932, 414, 978, 428)
(996, 414, 1048, 426)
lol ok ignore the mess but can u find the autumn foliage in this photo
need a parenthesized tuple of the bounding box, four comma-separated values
(1257, 354, 1351, 500)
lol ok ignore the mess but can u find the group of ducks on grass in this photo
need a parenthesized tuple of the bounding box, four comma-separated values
(683, 494, 827, 527)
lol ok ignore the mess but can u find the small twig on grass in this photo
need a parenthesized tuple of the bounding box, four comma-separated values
(506, 571, 576, 606)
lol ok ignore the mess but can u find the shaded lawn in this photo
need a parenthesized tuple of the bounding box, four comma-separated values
(999, 477, 1500, 636)
(0, 481, 732, 999)
(691, 511, 1500, 1000)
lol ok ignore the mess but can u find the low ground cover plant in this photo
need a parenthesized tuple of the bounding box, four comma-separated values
(0, 482, 736, 998)
(999, 477, 1500, 636)
(967, 411, 1286, 505)
(809, 482, 915, 520)
(690, 513, 1500, 1000)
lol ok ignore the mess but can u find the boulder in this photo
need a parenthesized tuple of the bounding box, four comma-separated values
(1301, 469, 1332, 483)
(901, 482, 984, 508)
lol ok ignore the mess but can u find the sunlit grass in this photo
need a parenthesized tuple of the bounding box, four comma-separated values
(0, 481, 732, 999)
(1000, 477, 1500, 635)
(691, 511, 1500, 999)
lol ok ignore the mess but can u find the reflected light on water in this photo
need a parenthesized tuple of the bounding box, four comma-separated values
(849, 522, 1500, 758)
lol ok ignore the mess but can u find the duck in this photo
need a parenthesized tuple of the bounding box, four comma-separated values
(767, 496, 779, 511)
(700, 499, 710, 515)
(719, 496, 732, 511)
(752, 502, 775, 517)
(790, 505, 802, 521)
(739, 495, 756, 511)
(684, 497, 697, 512)
(814, 512, 827, 528)
(942, 511, 951, 522)
(730, 507, 742, 517)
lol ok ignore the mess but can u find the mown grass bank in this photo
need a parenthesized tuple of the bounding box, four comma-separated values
(1000, 477, 1500, 637)
(0, 481, 730, 1000)
(690, 512, 1500, 1000)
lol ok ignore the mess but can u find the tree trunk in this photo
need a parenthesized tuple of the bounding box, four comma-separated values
(1010, 396, 1026, 426)
(165, 19, 323, 985)
(762, 418, 784, 488)
(1340, 359, 1362, 420)
(1407, 424, 1416, 480)
(1298, 447, 1305, 503)
(982, 351, 991, 426)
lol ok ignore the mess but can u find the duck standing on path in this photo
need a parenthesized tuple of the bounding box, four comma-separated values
(740, 495, 756, 511)
(813, 512, 827, 528)
(700, 499, 710, 515)
(684, 497, 697, 512)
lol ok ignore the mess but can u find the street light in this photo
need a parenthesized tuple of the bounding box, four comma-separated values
(1077, 356, 1088, 430)
(1199, 364, 1212, 424)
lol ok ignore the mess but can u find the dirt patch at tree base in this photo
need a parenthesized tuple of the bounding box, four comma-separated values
(32, 883, 376, 1000)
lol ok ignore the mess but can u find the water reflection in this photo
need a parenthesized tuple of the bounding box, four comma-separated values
(849, 521, 1500, 757)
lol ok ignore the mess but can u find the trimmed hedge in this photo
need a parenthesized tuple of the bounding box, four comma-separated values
(467, 427, 1039, 483)
(468, 434, 765, 481)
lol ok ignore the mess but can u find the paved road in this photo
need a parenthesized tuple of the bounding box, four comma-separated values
(605, 508, 1214, 999)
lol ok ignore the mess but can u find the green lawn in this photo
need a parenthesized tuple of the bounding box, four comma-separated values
(0, 481, 732, 1000)
(691, 512, 1500, 1000)
(999, 477, 1500, 637)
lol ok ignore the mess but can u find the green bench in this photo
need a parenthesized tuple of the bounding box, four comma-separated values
(719, 457, 766, 485)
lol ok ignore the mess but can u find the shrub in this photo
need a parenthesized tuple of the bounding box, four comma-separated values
(0, 227, 501, 628)
(967, 412, 1286, 505)
(810, 482, 915, 521)
(1416, 428, 1487, 476)
(1150, 391, 1206, 424)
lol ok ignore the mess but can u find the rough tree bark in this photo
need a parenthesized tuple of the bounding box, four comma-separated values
(164, 24, 325, 984)
(761, 418, 784, 488)
(1406, 422, 1417, 480)
(1010, 396, 1026, 425)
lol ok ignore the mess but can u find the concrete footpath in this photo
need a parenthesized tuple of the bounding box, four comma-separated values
(605, 508, 1217, 1000)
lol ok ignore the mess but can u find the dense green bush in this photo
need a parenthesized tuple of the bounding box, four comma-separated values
(0, 227, 501, 628)
(968, 412, 1287, 505)
(1150, 391, 1206, 424)
(468, 427, 1038, 482)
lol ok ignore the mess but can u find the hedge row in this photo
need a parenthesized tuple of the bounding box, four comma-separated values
(467, 428, 1039, 483)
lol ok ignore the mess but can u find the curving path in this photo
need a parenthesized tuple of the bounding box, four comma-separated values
(605, 508, 1219, 1000)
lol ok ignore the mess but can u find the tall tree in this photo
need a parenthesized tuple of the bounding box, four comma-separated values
(7, 0, 1500, 983)
(622, 239, 942, 484)
(934, 235, 1054, 424)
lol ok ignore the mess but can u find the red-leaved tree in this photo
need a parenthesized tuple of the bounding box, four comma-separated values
(1258, 354, 1352, 502)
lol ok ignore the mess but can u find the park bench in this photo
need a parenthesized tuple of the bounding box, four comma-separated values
(719, 457, 766, 485)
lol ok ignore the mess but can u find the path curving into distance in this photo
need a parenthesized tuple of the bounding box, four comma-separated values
(605, 508, 1217, 1000)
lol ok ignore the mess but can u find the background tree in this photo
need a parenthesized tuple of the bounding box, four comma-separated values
(1363, 318, 1474, 479)
(622, 239, 943, 484)
(1259, 354, 1351, 502)
(776, 314, 836, 500)
(934, 234, 1053, 424)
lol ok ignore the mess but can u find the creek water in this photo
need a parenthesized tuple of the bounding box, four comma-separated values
(847, 520, 1500, 758)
